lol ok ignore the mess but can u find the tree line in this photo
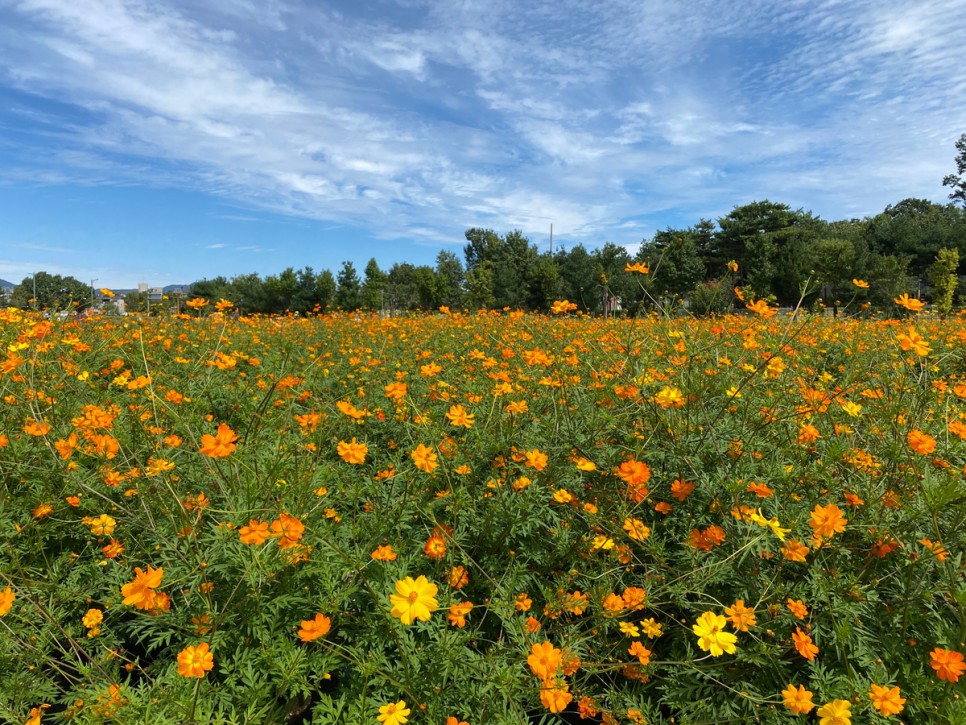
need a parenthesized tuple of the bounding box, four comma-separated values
(10, 132, 966, 316)
(180, 196, 966, 316)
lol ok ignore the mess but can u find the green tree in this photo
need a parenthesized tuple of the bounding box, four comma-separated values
(640, 228, 706, 304)
(11, 272, 91, 311)
(264, 268, 299, 313)
(554, 245, 596, 311)
(464, 261, 495, 310)
(229, 273, 268, 314)
(863, 198, 966, 277)
(942, 133, 966, 207)
(811, 238, 857, 316)
(336, 261, 362, 311)
(716, 201, 822, 304)
(315, 270, 336, 311)
(434, 251, 465, 308)
(527, 253, 562, 311)
(361, 258, 387, 311)
(930, 247, 959, 317)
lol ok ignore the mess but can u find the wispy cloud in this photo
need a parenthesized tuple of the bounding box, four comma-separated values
(0, 0, 963, 262)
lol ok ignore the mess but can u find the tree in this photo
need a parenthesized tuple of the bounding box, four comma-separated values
(229, 273, 268, 314)
(942, 133, 966, 207)
(11, 272, 91, 311)
(554, 245, 596, 311)
(716, 201, 822, 304)
(361, 259, 387, 311)
(811, 238, 857, 315)
(930, 247, 959, 317)
(335, 261, 362, 311)
(434, 251, 465, 308)
(863, 198, 966, 277)
(640, 228, 705, 303)
(464, 262, 495, 310)
(315, 270, 336, 311)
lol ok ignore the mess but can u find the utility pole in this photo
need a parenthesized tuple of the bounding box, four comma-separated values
(549, 224, 553, 256)
(90, 279, 98, 308)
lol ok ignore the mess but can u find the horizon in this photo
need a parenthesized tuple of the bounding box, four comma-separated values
(1, 0, 964, 288)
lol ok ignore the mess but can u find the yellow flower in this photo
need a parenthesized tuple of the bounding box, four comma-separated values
(692, 611, 737, 656)
(816, 699, 851, 725)
(625, 262, 649, 274)
(550, 299, 578, 314)
(389, 576, 438, 625)
(851, 278, 869, 288)
(82, 608, 103, 629)
(377, 700, 410, 725)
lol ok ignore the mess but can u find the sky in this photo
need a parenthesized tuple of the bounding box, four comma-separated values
(1, 0, 964, 288)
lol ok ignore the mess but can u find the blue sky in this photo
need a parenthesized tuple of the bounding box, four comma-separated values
(1, 0, 964, 288)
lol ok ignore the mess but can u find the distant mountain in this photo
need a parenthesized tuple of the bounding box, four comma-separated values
(0, 278, 15, 291)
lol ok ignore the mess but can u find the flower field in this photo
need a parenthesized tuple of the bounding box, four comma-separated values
(0, 304, 964, 724)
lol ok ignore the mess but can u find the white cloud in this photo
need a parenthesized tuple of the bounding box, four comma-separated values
(0, 0, 963, 261)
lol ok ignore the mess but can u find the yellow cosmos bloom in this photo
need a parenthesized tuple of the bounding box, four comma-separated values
(377, 700, 410, 725)
(389, 576, 438, 625)
(816, 699, 851, 725)
(692, 611, 737, 656)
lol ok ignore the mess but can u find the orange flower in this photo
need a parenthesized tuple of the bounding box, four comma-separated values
(780, 539, 809, 562)
(199, 423, 238, 458)
(239, 520, 269, 545)
(786, 599, 808, 620)
(628, 640, 651, 664)
(337, 437, 368, 464)
(448, 565, 469, 589)
(781, 684, 815, 715)
(524, 449, 548, 471)
(809, 503, 846, 538)
(447, 601, 473, 627)
(907, 429, 937, 455)
(550, 299, 578, 314)
(121, 566, 164, 608)
(297, 613, 332, 642)
(528, 641, 563, 680)
(868, 684, 905, 716)
(424, 534, 447, 559)
(670, 479, 695, 501)
(792, 627, 818, 660)
(539, 682, 573, 714)
(0, 586, 14, 617)
(625, 261, 649, 274)
(269, 514, 305, 549)
(444, 404, 475, 428)
(623, 517, 650, 541)
(930, 647, 965, 682)
(177, 641, 214, 678)
(896, 327, 931, 356)
(411, 443, 438, 473)
(724, 600, 757, 631)
(746, 299, 777, 318)
(24, 418, 51, 436)
(894, 293, 924, 311)
(371, 545, 397, 561)
(617, 459, 650, 501)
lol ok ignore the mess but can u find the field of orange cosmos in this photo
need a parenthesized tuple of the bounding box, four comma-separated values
(0, 304, 963, 724)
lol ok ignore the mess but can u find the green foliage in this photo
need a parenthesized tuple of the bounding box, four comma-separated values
(10, 272, 92, 311)
(929, 247, 959, 317)
(0, 308, 964, 723)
